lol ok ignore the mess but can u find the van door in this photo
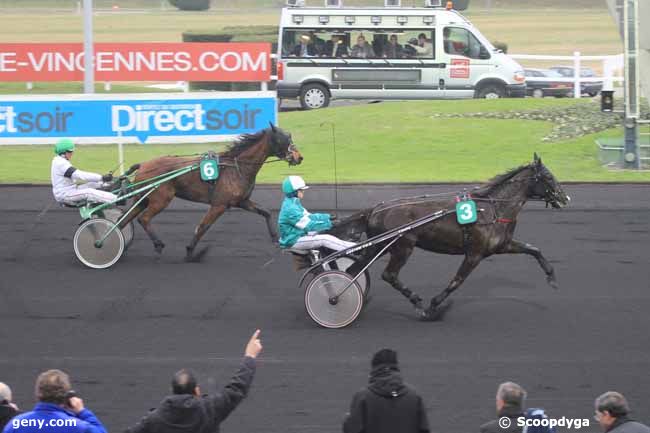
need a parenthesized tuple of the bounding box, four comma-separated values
(440, 26, 493, 98)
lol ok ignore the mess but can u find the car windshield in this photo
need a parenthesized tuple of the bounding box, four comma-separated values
(581, 69, 596, 77)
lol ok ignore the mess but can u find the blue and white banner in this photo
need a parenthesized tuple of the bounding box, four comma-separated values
(0, 91, 277, 144)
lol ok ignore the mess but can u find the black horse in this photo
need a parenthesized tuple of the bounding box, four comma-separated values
(329, 154, 570, 321)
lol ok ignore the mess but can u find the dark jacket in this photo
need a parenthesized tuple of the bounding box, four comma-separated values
(343, 365, 430, 433)
(292, 43, 318, 57)
(0, 405, 20, 432)
(383, 42, 404, 58)
(124, 356, 256, 433)
(2, 403, 106, 433)
(607, 417, 650, 433)
(323, 40, 349, 58)
(480, 406, 525, 433)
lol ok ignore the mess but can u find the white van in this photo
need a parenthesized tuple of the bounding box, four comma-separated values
(276, 1, 526, 109)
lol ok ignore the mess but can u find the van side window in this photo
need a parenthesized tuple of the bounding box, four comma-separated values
(443, 27, 488, 59)
(281, 29, 436, 60)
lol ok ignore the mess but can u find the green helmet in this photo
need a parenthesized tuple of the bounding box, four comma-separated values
(282, 176, 308, 196)
(54, 138, 75, 155)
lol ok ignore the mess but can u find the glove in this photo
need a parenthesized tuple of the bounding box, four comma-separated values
(102, 173, 113, 182)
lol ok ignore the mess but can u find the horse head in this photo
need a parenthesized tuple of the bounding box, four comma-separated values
(527, 153, 570, 208)
(268, 123, 303, 166)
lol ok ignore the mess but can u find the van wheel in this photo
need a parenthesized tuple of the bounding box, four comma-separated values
(477, 84, 505, 99)
(532, 89, 544, 98)
(300, 84, 330, 110)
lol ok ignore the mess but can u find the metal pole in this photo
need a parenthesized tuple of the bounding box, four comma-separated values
(83, 0, 94, 94)
(117, 132, 125, 175)
(623, 0, 640, 168)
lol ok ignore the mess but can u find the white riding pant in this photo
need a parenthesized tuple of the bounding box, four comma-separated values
(292, 234, 356, 252)
(58, 181, 117, 204)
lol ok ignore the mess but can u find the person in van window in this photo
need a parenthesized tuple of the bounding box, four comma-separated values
(383, 34, 404, 58)
(443, 27, 466, 56)
(323, 34, 349, 58)
(292, 34, 318, 57)
(308, 31, 326, 53)
(351, 34, 375, 59)
(406, 33, 433, 58)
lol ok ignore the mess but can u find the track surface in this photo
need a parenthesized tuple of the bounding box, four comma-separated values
(1, 184, 649, 433)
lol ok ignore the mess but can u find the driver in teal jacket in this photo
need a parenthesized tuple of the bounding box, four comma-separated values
(278, 176, 356, 251)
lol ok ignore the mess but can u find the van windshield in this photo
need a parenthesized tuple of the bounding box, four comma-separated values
(281, 29, 435, 59)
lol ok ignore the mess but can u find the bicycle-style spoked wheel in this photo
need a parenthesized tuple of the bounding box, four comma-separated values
(304, 270, 364, 329)
(102, 208, 134, 248)
(324, 257, 371, 300)
(73, 218, 125, 269)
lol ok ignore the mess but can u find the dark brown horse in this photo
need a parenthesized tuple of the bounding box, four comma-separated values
(120, 125, 303, 261)
(330, 154, 570, 320)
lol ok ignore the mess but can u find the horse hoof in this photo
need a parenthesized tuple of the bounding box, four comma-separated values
(421, 300, 453, 321)
(547, 276, 559, 290)
(186, 246, 210, 263)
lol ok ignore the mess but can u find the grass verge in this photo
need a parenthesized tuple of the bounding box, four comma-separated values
(1, 99, 648, 184)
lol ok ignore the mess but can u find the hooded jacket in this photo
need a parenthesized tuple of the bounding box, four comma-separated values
(343, 365, 430, 433)
(0, 404, 19, 431)
(278, 196, 332, 248)
(124, 356, 255, 433)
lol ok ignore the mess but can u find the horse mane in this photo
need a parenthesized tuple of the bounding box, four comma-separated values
(221, 128, 268, 157)
(473, 163, 533, 197)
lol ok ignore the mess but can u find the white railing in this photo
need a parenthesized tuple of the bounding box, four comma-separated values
(509, 51, 624, 98)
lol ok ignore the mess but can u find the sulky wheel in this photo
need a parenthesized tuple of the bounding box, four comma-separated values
(304, 270, 364, 329)
(73, 218, 125, 269)
(324, 257, 370, 300)
(102, 208, 134, 248)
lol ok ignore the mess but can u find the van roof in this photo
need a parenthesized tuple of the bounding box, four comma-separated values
(280, 7, 471, 28)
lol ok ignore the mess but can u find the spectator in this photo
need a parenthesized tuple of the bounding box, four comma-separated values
(125, 329, 263, 433)
(343, 348, 430, 433)
(0, 383, 20, 431)
(2, 370, 106, 433)
(406, 33, 433, 58)
(351, 34, 375, 59)
(323, 34, 349, 58)
(594, 392, 650, 433)
(292, 34, 318, 57)
(383, 34, 404, 58)
(480, 382, 526, 433)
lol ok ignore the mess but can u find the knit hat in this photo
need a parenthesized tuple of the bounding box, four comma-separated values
(371, 348, 398, 368)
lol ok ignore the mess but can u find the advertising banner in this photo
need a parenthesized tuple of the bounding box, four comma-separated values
(0, 43, 271, 82)
(0, 92, 277, 144)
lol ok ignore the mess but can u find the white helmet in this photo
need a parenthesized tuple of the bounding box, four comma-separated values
(282, 176, 309, 196)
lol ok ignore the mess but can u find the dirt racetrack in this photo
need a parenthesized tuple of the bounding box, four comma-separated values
(1, 184, 649, 433)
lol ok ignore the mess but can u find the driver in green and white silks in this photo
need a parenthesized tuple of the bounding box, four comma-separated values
(50, 138, 117, 205)
(278, 176, 356, 251)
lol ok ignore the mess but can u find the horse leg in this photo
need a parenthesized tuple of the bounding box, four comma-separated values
(185, 204, 227, 262)
(237, 198, 278, 243)
(137, 188, 175, 254)
(380, 237, 425, 312)
(497, 239, 558, 289)
(424, 254, 483, 320)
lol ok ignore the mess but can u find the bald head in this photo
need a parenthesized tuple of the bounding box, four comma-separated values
(172, 369, 199, 396)
(0, 382, 12, 404)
